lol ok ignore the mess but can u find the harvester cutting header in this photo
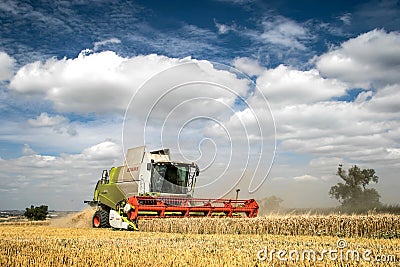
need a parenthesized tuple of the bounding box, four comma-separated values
(85, 146, 259, 230)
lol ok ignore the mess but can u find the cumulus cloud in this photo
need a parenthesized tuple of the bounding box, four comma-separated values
(81, 140, 121, 160)
(266, 31, 400, 173)
(232, 57, 264, 76)
(4, 30, 400, 208)
(8, 51, 264, 199)
(0, 51, 14, 81)
(0, 141, 122, 209)
(365, 84, 400, 114)
(27, 112, 78, 137)
(235, 44, 399, 175)
(119, 60, 264, 196)
(9, 52, 180, 113)
(276, 100, 399, 158)
(316, 29, 400, 88)
(254, 65, 347, 107)
(5, 53, 255, 178)
(9, 51, 249, 117)
(226, 44, 400, 187)
(28, 112, 67, 127)
(22, 144, 36, 156)
(0, 115, 125, 157)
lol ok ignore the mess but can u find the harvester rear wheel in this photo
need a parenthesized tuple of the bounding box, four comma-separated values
(92, 210, 110, 228)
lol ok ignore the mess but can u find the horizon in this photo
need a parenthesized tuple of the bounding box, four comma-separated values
(0, 0, 399, 210)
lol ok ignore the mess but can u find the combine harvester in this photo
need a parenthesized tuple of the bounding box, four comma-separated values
(85, 146, 259, 230)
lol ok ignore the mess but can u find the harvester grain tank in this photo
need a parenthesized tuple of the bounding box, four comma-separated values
(85, 146, 259, 230)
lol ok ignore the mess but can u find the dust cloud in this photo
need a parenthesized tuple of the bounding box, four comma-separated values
(50, 207, 95, 228)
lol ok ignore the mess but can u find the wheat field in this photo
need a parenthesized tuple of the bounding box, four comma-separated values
(0, 211, 399, 266)
(1, 225, 399, 266)
(139, 214, 400, 238)
(48, 209, 400, 238)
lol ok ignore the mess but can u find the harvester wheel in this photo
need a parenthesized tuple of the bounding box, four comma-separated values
(92, 210, 110, 228)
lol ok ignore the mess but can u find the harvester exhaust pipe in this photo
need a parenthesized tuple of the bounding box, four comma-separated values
(235, 189, 240, 201)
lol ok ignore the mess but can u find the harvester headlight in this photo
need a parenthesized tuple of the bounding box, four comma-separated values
(123, 203, 132, 213)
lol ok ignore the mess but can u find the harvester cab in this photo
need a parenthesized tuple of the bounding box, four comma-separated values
(85, 146, 258, 231)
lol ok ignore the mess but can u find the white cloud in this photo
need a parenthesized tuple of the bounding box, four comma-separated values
(0, 141, 122, 210)
(120, 59, 252, 140)
(9, 52, 249, 117)
(28, 112, 67, 127)
(232, 57, 264, 76)
(93, 38, 121, 51)
(316, 29, 400, 88)
(293, 174, 318, 182)
(254, 65, 347, 107)
(5, 53, 255, 177)
(0, 115, 125, 156)
(309, 157, 345, 169)
(4, 27, 400, 208)
(276, 100, 399, 159)
(260, 16, 312, 50)
(338, 13, 352, 25)
(195, 53, 399, 196)
(214, 20, 233, 34)
(22, 144, 36, 156)
(216, 0, 255, 4)
(0, 51, 14, 81)
(244, 55, 400, 178)
(308, 156, 348, 181)
(354, 90, 373, 103)
(81, 140, 121, 160)
(365, 84, 400, 114)
(9, 52, 180, 113)
(7, 52, 262, 200)
(387, 148, 400, 158)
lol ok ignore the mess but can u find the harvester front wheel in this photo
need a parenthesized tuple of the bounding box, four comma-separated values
(92, 210, 110, 228)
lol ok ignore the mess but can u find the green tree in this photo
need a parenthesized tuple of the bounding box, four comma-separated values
(24, 205, 48, 221)
(329, 165, 381, 211)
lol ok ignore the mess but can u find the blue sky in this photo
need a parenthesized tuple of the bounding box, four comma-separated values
(0, 0, 399, 210)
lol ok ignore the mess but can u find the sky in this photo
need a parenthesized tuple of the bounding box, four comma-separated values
(0, 0, 399, 210)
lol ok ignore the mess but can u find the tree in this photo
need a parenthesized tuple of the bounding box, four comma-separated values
(24, 205, 48, 221)
(329, 165, 381, 211)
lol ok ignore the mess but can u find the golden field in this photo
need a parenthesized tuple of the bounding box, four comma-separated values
(139, 214, 400, 238)
(0, 212, 399, 266)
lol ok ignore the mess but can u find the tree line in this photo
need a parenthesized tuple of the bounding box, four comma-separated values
(259, 164, 400, 214)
